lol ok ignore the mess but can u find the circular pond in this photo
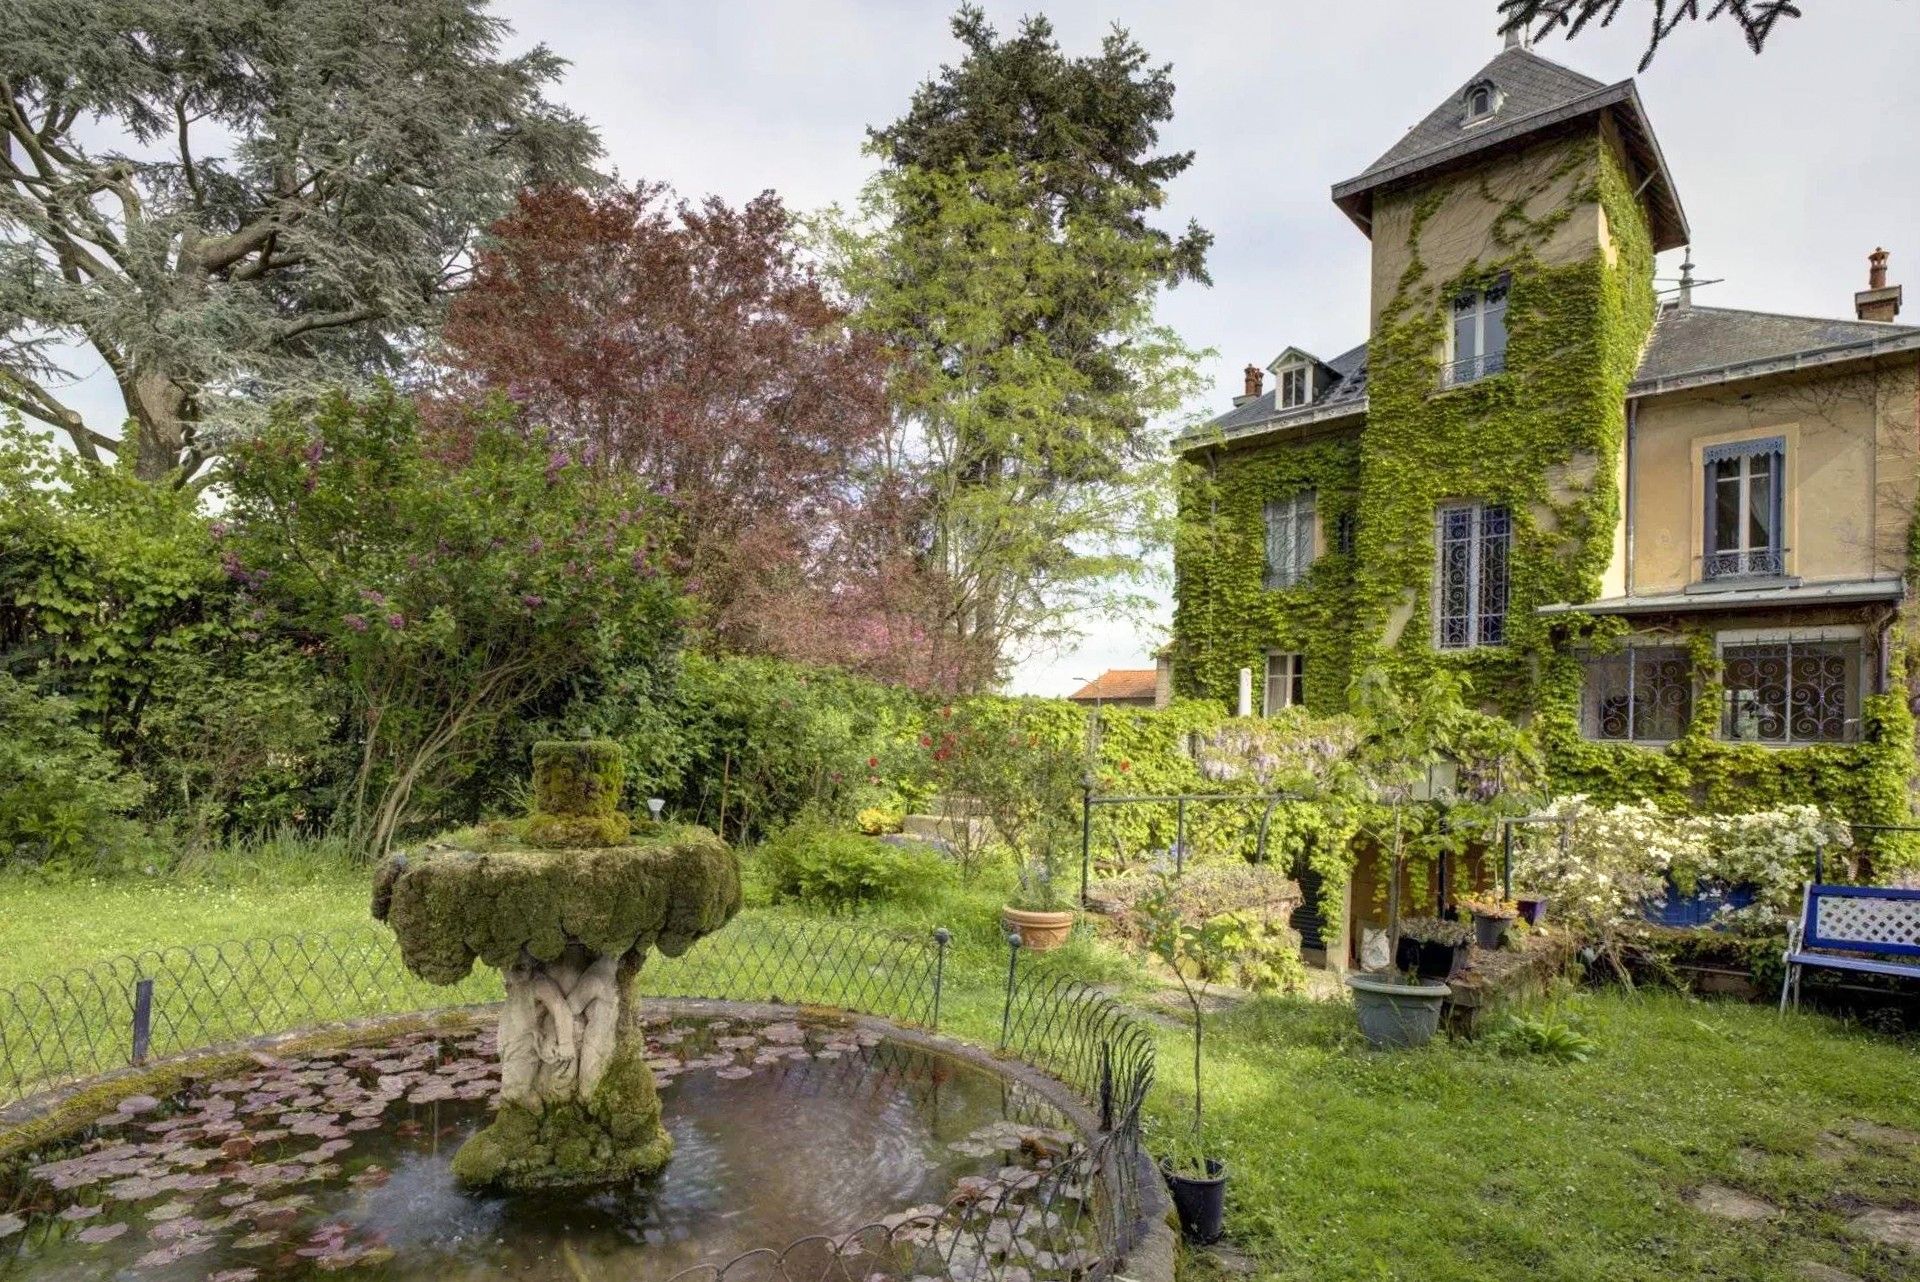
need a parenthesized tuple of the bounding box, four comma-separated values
(0, 1008, 1092, 1280)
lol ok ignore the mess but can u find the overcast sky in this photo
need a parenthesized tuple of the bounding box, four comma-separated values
(51, 1, 1920, 693)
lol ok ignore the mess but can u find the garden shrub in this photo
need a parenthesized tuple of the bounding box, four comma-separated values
(223, 390, 686, 856)
(1097, 861, 1308, 991)
(133, 644, 335, 846)
(0, 417, 229, 743)
(636, 653, 927, 843)
(0, 674, 147, 870)
(754, 818, 952, 911)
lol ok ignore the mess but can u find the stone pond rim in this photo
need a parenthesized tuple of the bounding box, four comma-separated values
(371, 739, 742, 1191)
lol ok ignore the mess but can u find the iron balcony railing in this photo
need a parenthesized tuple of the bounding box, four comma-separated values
(1439, 348, 1507, 388)
(1703, 547, 1788, 579)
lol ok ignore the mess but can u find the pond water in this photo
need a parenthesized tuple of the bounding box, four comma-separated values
(0, 1012, 1087, 1280)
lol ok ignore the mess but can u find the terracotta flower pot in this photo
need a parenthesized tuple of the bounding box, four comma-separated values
(1002, 906, 1075, 952)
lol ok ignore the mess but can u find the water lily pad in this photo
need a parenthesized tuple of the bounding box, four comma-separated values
(714, 1065, 754, 1080)
(150, 1214, 208, 1241)
(76, 1221, 130, 1244)
(134, 1235, 214, 1268)
(57, 1204, 103, 1222)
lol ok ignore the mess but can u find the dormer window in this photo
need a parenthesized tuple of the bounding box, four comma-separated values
(1463, 80, 1500, 125)
(1278, 361, 1311, 409)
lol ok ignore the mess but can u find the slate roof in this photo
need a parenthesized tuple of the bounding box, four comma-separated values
(1330, 47, 1688, 252)
(1192, 341, 1369, 442)
(1633, 303, 1920, 389)
(1357, 46, 1604, 183)
(1068, 669, 1158, 702)
(1187, 301, 1920, 452)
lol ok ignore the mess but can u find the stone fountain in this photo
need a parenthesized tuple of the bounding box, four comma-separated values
(372, 740, 740, 1190)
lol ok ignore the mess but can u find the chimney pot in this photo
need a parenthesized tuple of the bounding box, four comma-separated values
(1856, 247, 1902, 322)
(1244, 364, 1263, 398)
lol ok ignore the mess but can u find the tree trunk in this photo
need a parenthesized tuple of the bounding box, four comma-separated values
(112, 365, 194, 482)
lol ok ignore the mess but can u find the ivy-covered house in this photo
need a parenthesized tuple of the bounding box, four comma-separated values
(1174, 37, 1920, 855)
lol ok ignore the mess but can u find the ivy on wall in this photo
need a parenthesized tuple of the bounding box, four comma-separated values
(1170, 125, 1919, 872)
(1172, 435, 1363, 709)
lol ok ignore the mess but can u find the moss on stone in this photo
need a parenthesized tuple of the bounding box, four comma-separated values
(449, 1016, 671, 1190)
(372, 823, 742, 986)
(524, 811, 632, 848)
(532, 739, 624, 818)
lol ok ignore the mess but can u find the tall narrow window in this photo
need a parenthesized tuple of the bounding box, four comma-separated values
(1278, 362, 1311, 409)
(1334, 511, 1358, 557)
(1444, 276, 1509, 387)
(1264, 652, 1305, 714)
(1721, 635, 1862, 744)
(1434, 502, 1511, 650)
(1703, 437, 1785, 579)
(1581, 646, 1692, 742)
(1263, 491, 1318, 589)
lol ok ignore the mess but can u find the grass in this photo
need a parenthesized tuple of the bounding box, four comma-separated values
(0, 869, 371, 989)
(1161, 988, 1920, 1282)
(4, 847, 1919, 1280)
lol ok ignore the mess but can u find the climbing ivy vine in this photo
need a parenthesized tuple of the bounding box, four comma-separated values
(1172, 126, 1918, 870)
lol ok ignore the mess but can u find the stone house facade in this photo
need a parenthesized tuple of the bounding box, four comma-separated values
(1172, 35, 1920, 835)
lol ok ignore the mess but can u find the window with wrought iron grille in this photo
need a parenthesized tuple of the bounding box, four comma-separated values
(1580, 646, 1693, 743)
(1443, 275, 1508, 387)
(1334, 510, 1357, 557)
(1263, 491, 1317, 589)
(1703, 437, 1785, 579)
(1433, 502, 1510, 649)
(1277, 362, 1311, 409)
(1720, 635, 1862, 745)
(1264, 652, 1305, 714)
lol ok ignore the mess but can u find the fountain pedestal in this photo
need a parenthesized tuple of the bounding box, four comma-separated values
(372, 740, 740, 1190)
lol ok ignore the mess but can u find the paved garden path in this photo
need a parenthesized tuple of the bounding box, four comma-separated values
(1685, 1118, 1920, 1280)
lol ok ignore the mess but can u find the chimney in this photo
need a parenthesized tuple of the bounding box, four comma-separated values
(1503, 22, 1531, 51)
(1233, 363, 1264, 407)
(1676, 251, 1696, 310)
(1856, 247, 1903, 322)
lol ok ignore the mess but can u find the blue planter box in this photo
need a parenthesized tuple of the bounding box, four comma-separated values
(1641, 877, 1757, 929)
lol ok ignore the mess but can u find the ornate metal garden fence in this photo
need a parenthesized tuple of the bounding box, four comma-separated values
(0, 916, 1161, 1282)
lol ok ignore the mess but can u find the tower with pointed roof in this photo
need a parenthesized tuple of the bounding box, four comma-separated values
(1173, 35, 1920, 929)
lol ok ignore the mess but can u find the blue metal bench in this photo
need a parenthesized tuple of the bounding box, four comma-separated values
(1780, 883, 1920, 1011)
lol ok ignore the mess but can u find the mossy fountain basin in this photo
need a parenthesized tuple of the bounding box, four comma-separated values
(0, 1003, 1099, 1281)
(371, 739, 742, 1192)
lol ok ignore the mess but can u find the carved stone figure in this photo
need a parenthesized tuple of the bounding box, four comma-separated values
(373, 740, 740, 1189)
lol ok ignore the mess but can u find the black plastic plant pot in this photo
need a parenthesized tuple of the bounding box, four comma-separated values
(1516, 896, 1549, 927)
(1396, 937, 1468, 979)
(1162, 1157, 1228, 1245)
(1472, 912, 1512, 951)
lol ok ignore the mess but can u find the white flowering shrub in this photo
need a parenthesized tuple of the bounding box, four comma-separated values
(1514, 796, 1852, 963)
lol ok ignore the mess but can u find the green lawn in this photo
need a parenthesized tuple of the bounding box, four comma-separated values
(3, 865, 1918, 1281)
(0, 870, 372, 989)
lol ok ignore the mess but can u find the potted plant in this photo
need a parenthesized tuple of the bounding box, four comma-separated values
(1003, 842, 1075, 951)
(1394, 916, 1473, 979)
(928, 707, 1084, 952)
(1139, 872, 1230, 1244)
(1463, 897, 1519, 950)
(1344, 969, 1453, 1049)
(1514, 893, 1549, 927)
